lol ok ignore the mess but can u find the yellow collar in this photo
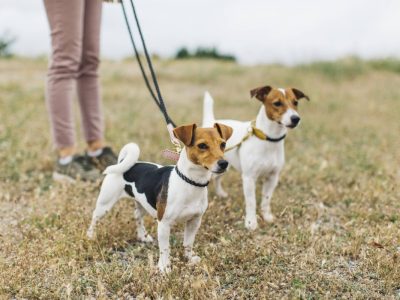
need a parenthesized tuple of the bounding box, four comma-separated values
(250, 120, 286, 142)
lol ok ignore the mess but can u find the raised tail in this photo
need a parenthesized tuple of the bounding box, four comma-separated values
(103, 143, 140, 175)
(202, 91, 216, 127)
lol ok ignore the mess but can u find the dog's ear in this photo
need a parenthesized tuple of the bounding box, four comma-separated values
(250, 85, 272, 101)
(291, 88, 310, 101)
(173, 123, 197, 146)
(214, 123, 233, 141)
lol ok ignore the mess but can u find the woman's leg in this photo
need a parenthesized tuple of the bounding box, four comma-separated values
(43, 0, 84, 156)
(77, 0, 104, 152)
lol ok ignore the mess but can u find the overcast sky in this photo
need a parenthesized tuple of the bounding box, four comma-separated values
(1, 0, 399, 65)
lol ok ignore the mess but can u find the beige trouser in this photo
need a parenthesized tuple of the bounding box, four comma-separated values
(44, 0, 104, 155)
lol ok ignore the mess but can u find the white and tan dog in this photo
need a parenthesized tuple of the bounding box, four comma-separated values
(87, 123, 232, 272)
(202, 86, 309, 230)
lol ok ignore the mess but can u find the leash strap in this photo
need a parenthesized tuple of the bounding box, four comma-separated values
(127, 0, 172, 124)
(120, 0, 180, 146)
(225, 120, 286, 152)
(175, 166, 209, 187)
(225, 129, 253, 152)
(120, 1, 161, 116)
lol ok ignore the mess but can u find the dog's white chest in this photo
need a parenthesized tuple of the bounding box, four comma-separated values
(241, 138, 285, 177)
(167, 194, 208, 223)
(176, 196, 208, 222)
(164, 173, 208, 223)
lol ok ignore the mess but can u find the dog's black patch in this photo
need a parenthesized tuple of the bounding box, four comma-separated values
(123, 163, 173, 210)
(124, 184, 135, 198)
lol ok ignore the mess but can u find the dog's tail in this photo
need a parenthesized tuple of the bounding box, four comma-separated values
(103, 143, 140, 175)
(202, 91, 216, 127)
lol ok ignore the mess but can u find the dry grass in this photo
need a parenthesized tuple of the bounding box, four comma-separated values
(0, 57, 399, 299)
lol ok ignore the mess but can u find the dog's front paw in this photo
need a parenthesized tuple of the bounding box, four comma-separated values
(87, 228, 95, 240)
(188, 255, 201, 265)
(245, 217, 258, 230)
(262, 212, 275, 223)
(138, 234, 154, 243)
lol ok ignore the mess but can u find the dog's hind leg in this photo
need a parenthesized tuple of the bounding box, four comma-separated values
(214, 174, 228, 198)
(261, 173, 279, 223)
(134, 202, 153, 243)
(183, 216, 202, 265)
(87, 174, 124, 239)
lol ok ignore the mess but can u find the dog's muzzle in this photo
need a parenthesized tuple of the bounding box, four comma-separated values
(288, 115, 300, 128)
(213, 159, 229, 174)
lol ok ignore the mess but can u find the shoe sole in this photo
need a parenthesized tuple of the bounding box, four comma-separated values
(52, 172, 76, 184)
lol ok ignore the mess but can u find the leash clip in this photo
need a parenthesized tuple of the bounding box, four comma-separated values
(167, 123, 181, 149)
(162, 124, 182, 161)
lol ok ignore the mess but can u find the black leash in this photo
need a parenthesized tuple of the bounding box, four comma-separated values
(120, 0, 176, 128)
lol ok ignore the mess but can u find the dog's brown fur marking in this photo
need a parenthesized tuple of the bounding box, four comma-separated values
(184, 124, 232, 170)
(251, 86, 309, 123)
(250, 86, 272, 101)
(173, 123, 232, 170)
(214, 123, 233, 141)
(173, 124, 197, 146)
(156, 184, 168, 221)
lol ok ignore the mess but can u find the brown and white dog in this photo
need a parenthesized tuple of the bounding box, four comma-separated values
(87, 123, 233, 272)
(203, 86, 309, 230)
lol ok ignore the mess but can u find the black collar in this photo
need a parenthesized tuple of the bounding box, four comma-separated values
(175, 166, 209, 188)
(250, 120, 286, 143)
(266, 134, 286, 142)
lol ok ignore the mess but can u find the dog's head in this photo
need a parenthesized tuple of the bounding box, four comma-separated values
(250, 86, 309, 128)
(173, 123, 233, 174)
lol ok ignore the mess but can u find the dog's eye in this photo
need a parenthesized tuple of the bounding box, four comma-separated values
(197, 143, 208, 150)
(220, 142, 226, 150)
(293, 100, 299, 106)
(273, 101, 282, 107)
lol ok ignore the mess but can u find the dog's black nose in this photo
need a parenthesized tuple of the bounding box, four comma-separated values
(217, 160, 229, 170)
(290, 115, 300, 125)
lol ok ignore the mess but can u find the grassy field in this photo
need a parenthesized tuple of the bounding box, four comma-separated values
(0, 56, 399, 299)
